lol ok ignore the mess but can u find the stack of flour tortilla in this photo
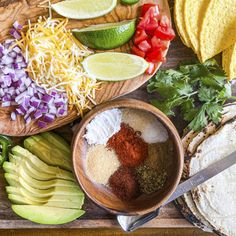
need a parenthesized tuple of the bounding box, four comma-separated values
(176, 103, 236, 236)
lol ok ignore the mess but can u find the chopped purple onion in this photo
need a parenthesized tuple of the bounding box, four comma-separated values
(37, 120, 47, 128)
(11, 111, 16, 121)
(2, 101, 11, 107)
(13, 21, 23, 31)
(0, 38, 68, 128)
(43, 114, 55, 123)
(9, 28, 21, 40)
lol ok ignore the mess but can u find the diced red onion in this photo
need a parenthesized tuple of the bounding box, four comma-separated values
(0, 38, 68, 128)
(2, 101, 11, 107)
(37, 120, 47, 128)
(10, 28, 21, 40)
(13, 21, 23, 31)
(34, 110, 42, 119)
(11, 111, 17, 121)
(43, 114, 55, 123)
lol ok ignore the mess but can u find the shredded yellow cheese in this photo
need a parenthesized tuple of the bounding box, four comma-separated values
(16, 17, 98, 114)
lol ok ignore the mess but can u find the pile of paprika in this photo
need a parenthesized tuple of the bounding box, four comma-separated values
(107, 123, 148, 167)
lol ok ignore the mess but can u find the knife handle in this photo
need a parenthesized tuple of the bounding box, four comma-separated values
(128, 208, 161, 231)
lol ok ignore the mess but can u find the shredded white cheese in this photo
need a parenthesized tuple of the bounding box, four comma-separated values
(16, 17, 98, 114)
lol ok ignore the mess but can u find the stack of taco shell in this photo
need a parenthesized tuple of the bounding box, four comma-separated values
(174, 0, 236, 80)
(176, 103, 236, 236)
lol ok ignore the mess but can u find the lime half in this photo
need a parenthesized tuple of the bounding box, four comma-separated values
(82, 52, 149, 81)
(52, 0, 117, 20)
(73, 20, 136, 50)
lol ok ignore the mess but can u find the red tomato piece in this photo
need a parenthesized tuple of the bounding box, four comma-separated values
(151, 36, 168, 50)
(145, 18, 159, 33)
(146, 49, 164, 63)
(159, 14, 171, 28)
(134, 30, 148, 45)
(154, 26, 175, 41)
(141, 4, 157, 17)
(138, 40, 151, 52)
(131, 45, 145, 58)
(146, 62, 157, 75)
(138, 5, 159, 29)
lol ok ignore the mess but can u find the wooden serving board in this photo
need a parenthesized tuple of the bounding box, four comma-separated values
(0, 0, 170, 136)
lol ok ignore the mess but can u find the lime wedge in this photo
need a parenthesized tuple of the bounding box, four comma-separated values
(82, 52, 149, 81)
(121, 0, 140, 5)
(72, 20, 136, 50)
(52, 0, 117, 20)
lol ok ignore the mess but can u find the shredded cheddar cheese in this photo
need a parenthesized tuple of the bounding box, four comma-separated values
(16, 17, 98, 114)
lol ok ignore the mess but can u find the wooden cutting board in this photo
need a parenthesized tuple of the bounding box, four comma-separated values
(0, 0, 170, 136)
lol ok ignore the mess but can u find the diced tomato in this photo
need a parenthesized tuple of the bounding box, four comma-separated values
(146, 62, 157, 75)
(141, 4, 159, 17)
(159, 14, 171, 28)
(151, 36, 168, 50)
(138, 6, 159, 29)
(146, 49, 165, 63)
(145, 18, 159, 35)
(138, 40, 151, 52)
(131, 45, 145, 58)
(137, 13, 150, 29)
(154, 26, 175, 41)
(134, 30, 148, 45)
(141, 4, 157, 17)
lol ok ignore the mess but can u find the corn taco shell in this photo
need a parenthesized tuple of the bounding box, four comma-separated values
(199, 0, 236, 62)
(183, 0, 210, 54)
(174, 0, 191, 47)
(222, 43, 236, 80)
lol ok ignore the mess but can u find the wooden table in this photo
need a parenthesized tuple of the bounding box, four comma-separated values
(0, 0, 217, 235)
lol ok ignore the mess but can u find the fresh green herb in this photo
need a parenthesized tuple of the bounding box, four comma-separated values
(147, 59, 233, 131)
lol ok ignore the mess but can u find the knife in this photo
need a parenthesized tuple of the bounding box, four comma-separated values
(117, 150, 236, 232)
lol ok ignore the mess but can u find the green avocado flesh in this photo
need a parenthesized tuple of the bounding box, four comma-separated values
(40, 132, 71, 155)
(10, 148, 74, 181)
(24, 136, 72, 171)
(4, 133, 85, 224)
(12, 205, 85, 225)
(5, 173, 78, 190)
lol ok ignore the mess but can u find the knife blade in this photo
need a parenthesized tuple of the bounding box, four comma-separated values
(117, 150, 236, 232)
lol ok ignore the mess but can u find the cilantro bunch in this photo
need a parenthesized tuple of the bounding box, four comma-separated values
(147, 59, 233, 131)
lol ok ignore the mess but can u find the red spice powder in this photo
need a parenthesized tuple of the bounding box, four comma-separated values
(109, 166, 139, 201)
(107, 123, 148, 167)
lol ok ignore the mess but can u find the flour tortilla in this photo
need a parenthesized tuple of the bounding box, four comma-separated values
(222, 44, 236, 80)
(183, 0, 210, 54)
(174, 0, 191, 47)
(190, 120, 236, 236)
(178, 103, 236, 233)
(199, 0, 236, 62)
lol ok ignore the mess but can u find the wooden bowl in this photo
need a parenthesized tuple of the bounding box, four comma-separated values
(72, 99, 184, 215)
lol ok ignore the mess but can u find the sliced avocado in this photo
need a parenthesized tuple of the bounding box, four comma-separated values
(8, 194, 36, 205)
(24, 136, 72, 171)
(3, 161, 60, 180)
(12, 205, 85, 224)
(5, 173, 78, 190)
(4, 173, 19, 187)
(7, 186, 84, 205)
(40, 132, 71, 155)
(7, 188, 84, 210)
(19, 177, 82, 197)
(9, 149, 75, 181)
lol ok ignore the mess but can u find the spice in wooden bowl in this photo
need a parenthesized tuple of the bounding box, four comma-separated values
(83, 108, 174, 201)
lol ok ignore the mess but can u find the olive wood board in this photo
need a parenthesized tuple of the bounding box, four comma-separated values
(0, 0, 217, 230)
(0, 0, 170, 136)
